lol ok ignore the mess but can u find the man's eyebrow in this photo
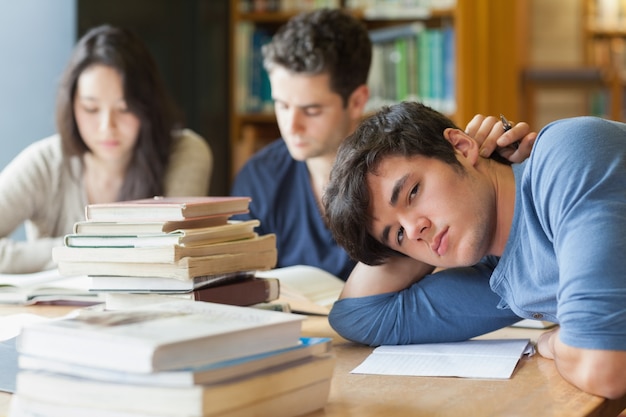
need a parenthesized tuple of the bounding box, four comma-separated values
(390, 174, 409, 207)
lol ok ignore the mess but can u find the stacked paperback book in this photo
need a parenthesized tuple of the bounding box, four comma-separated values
(51, 196, 281, 309)
(8, 299, 335, 416)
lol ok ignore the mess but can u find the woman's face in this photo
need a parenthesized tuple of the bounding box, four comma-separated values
(73, 64, 141, 163)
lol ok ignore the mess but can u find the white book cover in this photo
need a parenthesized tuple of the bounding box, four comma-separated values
(17, 299, 304, 373)
(17, 337, 332, 387)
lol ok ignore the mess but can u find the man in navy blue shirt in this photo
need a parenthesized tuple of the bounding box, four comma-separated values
(231, 8, 535, 280)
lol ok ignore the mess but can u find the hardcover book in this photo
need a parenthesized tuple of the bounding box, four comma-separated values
(16, 299, 304, 373)
(9, 375, 332, 417)
(84, 196, 251, 221)
(72, 214, 232, 235)
(89, 271, 255, 292)
(62, 220, 260, 248)
(103, 277, 280, 308)
(13, 355, 335, 417)
(56, 249, 278, 280)
(52, 234, 276, 264)
(18, 337, 332, 387)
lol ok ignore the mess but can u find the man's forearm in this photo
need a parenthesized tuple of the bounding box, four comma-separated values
(538, 329, 626, 399)
(341, 257, 435, 299)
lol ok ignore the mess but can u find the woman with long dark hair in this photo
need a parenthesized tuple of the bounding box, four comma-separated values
(0, 25, 213, 273)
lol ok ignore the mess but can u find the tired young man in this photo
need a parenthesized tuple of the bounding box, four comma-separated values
(324, 101, 626, 399)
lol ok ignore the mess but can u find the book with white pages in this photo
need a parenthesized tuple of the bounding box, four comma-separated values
(256, 265, 345, 315)
(63, 220, 259, 248)
(12, 355, 335, 417)
(18, 337, 332, 387)
(8, 377, 332, 417)
(0, 270, 101, 306)
(89, 271, 255, 293)
(53, 234, 275, 264)
(72, 214, 233, 235)
(16, 299, 304, 373)
(352, 338, 534, 379)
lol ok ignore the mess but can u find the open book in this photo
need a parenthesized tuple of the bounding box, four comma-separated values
(352, 339, 535, 379)
(256, 265, 345, 315)
(0, 270, 101, 306)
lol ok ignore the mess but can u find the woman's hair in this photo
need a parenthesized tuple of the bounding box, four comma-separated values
(57, 24, 180, 200)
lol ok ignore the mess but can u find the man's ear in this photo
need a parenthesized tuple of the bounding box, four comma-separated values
(443, 128, 479, 165)
(348, 84, 369, 119)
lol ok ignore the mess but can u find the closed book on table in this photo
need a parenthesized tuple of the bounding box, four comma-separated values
(13, 354, 334, 417)
(53, 234, 276, 264)
(57, 249, 277, 280)
(85, 196, 251, 221)
(63, 220, 259, 248)
(103, 277, 280, 309)
(18, 337, 332, 387)
(89, 271, 255, 292)
(10, 374, 332, 417)
(73, 214, 232, 235)
(16, 299, 304, 373)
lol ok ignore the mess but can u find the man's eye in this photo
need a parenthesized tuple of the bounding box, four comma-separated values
(409, 184, 419, 202)
(304, 108, 322, 117)
(82, 107, 98, 114)
(396, 226, 405, 246)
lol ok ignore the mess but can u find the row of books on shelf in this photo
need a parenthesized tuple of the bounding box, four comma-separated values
(8, 299, 335, 417)
(235, 22, 273, 114)
(235, 20, 455, 116)
(238, 0, 456, 17)
(238, 0, 340, 13)
(366, 23, 455, 115)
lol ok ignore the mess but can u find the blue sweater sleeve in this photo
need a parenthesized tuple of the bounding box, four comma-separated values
(329, 259, 521, 346)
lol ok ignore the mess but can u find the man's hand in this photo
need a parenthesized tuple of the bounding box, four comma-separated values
(465, 114, 537, 164)
(537, 327, 626, 399)
(341, 257, 435, 299)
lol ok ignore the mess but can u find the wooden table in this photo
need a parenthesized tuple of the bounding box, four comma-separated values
(1, 305, 625, 417)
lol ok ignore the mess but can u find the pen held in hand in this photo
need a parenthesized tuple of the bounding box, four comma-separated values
(500, 114, 520, 150)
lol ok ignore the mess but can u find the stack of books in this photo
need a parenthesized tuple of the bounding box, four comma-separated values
(51, 196, 281, 309)
(8, 299, 335, 416)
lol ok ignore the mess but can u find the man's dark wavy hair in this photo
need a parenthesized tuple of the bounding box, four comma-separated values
(323, 101, 463, 265)
(262, 8, 371, 107)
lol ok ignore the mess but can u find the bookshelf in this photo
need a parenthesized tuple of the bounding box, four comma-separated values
(582, 0, 626, 121)
(228, 0, 526, 180)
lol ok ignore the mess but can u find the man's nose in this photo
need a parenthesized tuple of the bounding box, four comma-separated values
(401, 214, 430, 241)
